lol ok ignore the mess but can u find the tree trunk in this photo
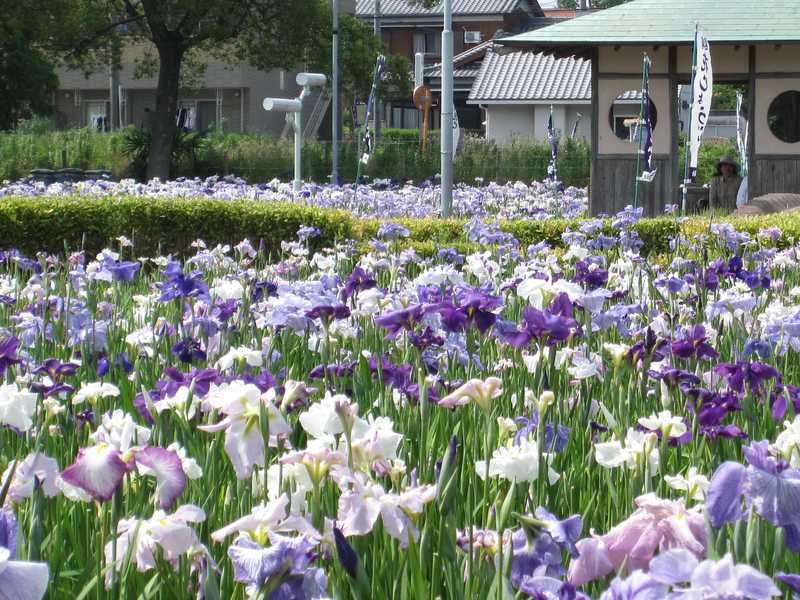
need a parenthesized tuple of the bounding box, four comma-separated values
(147, 41, 183, 181)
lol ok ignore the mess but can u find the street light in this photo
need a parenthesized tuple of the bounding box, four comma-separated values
(264, 72, 327, 192)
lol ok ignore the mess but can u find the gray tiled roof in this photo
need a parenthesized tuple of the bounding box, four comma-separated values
(355, 0, 531, 17)
(469, 48, 591, 103)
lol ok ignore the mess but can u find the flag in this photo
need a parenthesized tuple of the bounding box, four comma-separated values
(547, 106, 558, 182)
(570, 113, 582, 139)
(638, 56, 657, 183)
(736, 92, 748, 177)
(359, 55, 386, 165)
(688, 26, 713, 183)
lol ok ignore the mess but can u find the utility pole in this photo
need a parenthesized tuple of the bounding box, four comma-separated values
(109, 36, 121, 131)
(441, 0, 454, 218)
(331, 0, 341, 184)
(373, 0, 382, 141)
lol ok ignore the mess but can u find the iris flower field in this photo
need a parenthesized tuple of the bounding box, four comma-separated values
(1, 179, 800, 599)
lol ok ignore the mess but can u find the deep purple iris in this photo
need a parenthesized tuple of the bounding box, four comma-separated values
(0, 336, 21, 373)
(253, 280, 278, 302)
(306, 304, 351, 322)
(342, 267, 377, 302)
(572, 260, 609, 290)
(500, 293, 581, 348)
(172, 338, 207, 364)
(374, 305, 425, 339)
(714, 361, 781, 397)
(671, 324, 720, 361)
(158, 260, 210, 303)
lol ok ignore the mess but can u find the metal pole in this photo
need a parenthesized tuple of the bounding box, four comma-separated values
(294, 112, 302, 192)
(441, 0, 454, 218)
(373, 0, 382, 142)
(331, 0, 340, 185)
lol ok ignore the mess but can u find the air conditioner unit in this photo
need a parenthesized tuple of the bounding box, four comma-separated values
(464, 31, 482, 44)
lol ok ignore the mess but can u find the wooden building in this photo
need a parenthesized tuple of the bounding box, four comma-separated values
(502, 0, 800, 216)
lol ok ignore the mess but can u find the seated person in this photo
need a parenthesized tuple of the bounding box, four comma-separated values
(708, 156, 743, 212)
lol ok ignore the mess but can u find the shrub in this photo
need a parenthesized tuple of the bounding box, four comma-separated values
(3, 194, 800, 259)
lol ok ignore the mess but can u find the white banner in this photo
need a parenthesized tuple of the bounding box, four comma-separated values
(452, 105, 460, 159)
(688, 27, 713, 181)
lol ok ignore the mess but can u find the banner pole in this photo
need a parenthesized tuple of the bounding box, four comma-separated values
(633, 53, 648, 210)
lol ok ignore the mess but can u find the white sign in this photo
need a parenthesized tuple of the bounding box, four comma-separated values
(688, 27, 713, 181)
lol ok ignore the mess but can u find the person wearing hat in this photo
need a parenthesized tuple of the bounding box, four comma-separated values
(708, 155, 743, 212)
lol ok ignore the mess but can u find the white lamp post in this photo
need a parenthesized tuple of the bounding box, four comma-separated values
(441, 0, 454, 218)
(263, 73, 327, 192)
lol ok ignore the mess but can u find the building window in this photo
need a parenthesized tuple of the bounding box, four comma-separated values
(86, 101, 109, 131)
(608, 91, 657, 142)
(413, 31, 441, 57)
(768, 90, 800, 144)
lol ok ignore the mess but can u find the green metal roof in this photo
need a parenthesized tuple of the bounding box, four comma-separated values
(501, 0, 800, 47)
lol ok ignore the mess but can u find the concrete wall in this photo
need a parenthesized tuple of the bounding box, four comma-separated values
(54, 43, 298, 135)
(483, 103, 591, 146)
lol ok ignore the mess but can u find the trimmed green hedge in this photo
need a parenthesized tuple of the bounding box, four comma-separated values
(1, 195, 799, 259)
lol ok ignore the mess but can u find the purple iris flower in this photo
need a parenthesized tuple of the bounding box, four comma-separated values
(572, 260, 608, 290)
(707, 440, 800, 550)
(714, 361, 781, 397)
(296, 225, 321, 242)
(628, 328, 668, 367)
(776, 572, 800, 596)
(374, 305, 425, 339)
(0, 507, 18, 557)
(685, 388, 746, 440)
(158, 260, 210, 303)
(0, 336, 21, 373)
(437, 247, 464, 265)
(671, 324, 719, 361)
(214, 298, 239, 323)
(106, 260, 141, 282)
(309, 362, 356, 380)
(518, 577, 588, 600)
(228, 534, 327, 599)
(97, 356, 110, 377)
(514, 412, 570, 453)
(511, 508, 582, 589)
(771, 383, 800, 422)
(501, 294, 581, 348)
(242, 369, 279, 393)
(342, 267, 377, 302)
(172, 338, 207, 364)
(253, 280, 278, 302)
(306, 304, 351, 322)
(376, 223, 410, 241)
(408, 327, 444, 350)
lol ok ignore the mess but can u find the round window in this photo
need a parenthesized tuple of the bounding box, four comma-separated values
(608, 91, 657, 142)
(768, 91, 800, 144)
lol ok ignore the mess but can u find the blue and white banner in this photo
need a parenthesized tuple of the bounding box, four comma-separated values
(688, 27, 713, 182)
(547, 106, 558, 182)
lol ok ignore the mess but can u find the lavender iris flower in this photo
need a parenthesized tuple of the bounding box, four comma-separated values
(707, 440, 800, 550)
(0, 507, 18, 558)
(228, 534, 327, 599)
(511, 508, 582, 590)
(341, 267, 377, 302)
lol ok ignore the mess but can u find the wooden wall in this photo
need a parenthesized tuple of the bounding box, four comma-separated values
(750, 158, 800, 197)
(590, 156, 673, 216)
